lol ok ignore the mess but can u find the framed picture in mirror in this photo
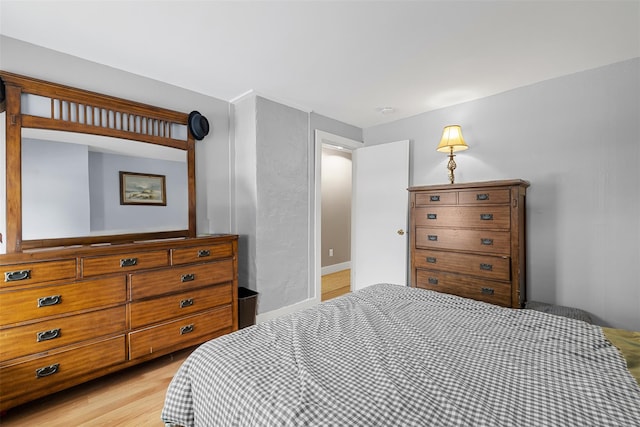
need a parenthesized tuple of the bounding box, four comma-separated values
(120, 171, 167, 206)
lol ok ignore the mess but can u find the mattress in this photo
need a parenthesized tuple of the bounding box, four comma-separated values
(162, 284, 640, 426)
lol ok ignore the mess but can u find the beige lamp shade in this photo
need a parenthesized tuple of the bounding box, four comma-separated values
(436, 125, 469, 153)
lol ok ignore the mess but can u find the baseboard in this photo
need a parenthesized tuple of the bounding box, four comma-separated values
(321, 261, 350, 276)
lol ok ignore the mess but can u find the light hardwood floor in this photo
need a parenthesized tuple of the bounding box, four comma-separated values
(2, 274, 351, 425)
(321, 269, 351, 301)
(0, 348, 193, 426)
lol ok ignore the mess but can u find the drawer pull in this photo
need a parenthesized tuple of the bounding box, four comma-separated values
(180, 298, 194, 308)
(181, 273, 195, 283)
(35, 363, 60, 378)
(427, 213, 437, 220)
(197, 249, 211, 257)
(480, 263, 493, 271)
(428, 277, 438, 285)
(180, 324, 194, 335)
(428, 235, 438, 241)
(429, 195, 441, 202)
(480, 213, 493, 220)
(476, 193, 490, 201)
(4, 269, 31, 282)
(38, 295, 62, 307)
(481, 238, 494, 246)
(481, 287, 495, 295)
(37, 328, 61, 342)
(426, 257, 437, 263)
(120, 258, 138, 267)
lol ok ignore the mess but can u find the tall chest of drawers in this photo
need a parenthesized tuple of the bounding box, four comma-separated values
(409, 180, 529, 308)
(0, 235, 238, 411)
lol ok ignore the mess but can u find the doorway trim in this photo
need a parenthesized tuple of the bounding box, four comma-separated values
(313, 130, 362, 302)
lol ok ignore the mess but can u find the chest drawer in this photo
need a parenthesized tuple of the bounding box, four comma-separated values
(458, 188, 510, 205)
(1, 259, 76, 288)
(0, 306, 126, 362)
(172, 243, 234, 265)
(415, 227, 511, 255)
(128, 306, 233, 360)
(414, 249, 510, 281)
(0, 277, 126, 325)
(130, 259, 234, 300)
(414, 206, 511, 229)
(415, 191, 457, 206)
(129, 283, 232, 328)
(416, 270, 511, 307)
(0, 335, 125, 405)
(81, 250, 169, 277)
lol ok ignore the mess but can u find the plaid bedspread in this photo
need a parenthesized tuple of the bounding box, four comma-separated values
(162, 284, 640, 426)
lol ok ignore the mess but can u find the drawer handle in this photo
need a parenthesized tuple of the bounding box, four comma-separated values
(428, 277, 438, 285)
(197, 249, 211, 257)
(481, 238, 494, 246)
(180, 324, 194, 335)
(480, 213, 493, 220)
(37, 328, 61, 342)
(180, 298, 194, 308)
(38, 295, 62, 307)
(427, 213, 437, 220)
(4, 269, 31, 282)
(426, 257, 437, 263)
(480, 263, 493, 271)
(35, 363, 60, 378)
(427, 235, 438, 241)
(181, 273, 195, 283)
(120, 258, 138, 267)
(430, 195, 440, 202)
(476, 193, 489, 201)
(481, 287, 495, 295)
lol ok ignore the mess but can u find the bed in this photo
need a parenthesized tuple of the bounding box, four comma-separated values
(162, 284, 640, 426)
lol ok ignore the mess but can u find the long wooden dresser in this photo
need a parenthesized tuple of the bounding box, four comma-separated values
(0, 234, 238, 411)
(409, 180, 529, 308)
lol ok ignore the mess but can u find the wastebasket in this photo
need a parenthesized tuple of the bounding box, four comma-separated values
(238, 287, 258, 329)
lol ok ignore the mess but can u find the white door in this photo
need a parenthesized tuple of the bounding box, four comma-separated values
(352, 140, 410, 290)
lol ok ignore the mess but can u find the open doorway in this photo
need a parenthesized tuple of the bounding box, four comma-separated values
(314, 130, 362, 302)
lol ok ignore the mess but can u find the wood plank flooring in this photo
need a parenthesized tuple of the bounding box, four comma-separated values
(1, 273, 351, 425)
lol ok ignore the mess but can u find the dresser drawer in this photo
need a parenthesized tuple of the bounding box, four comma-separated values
(128, 306, 233, 359)
(414, 191, 457, 206)
(414, 249, 510, 281)
(0, 306, 126, 362)
(130, 259, 234, 300)
(81, 250, 169, 277)
(416, 270, 511, 306)
(0, 277, 126, 325)
(0, 335, 125, 404)
(414, 206, 511, 229)
(129, 283, 233, 328)
(172, 242, 234, 265)
(1, 259, 76, 288)
(415, 227, 511, 255)
(458, 188, 510, 205)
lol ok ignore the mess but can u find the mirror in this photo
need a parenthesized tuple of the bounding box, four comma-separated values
(1, 70, 196, 252)
(21, 128, 188, 240)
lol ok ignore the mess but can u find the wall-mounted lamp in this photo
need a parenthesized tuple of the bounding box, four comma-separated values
(436, 125, 468, 184)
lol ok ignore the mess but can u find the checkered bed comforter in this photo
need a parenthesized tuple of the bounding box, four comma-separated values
(162, 284, 640, 427)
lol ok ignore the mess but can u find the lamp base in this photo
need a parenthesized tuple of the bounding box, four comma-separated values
(447, 153, 457, 184)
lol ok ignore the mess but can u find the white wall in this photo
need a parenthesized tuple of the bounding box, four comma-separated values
(364, 58, 640, 330)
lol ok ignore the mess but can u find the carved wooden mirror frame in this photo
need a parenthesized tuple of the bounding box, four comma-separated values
(0, 71, 197, 253)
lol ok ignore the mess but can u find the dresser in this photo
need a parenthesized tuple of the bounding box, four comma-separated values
(409, 180, 529, 308)
(0, 235, 238, 411)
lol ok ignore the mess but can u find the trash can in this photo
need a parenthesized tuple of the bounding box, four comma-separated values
(238, 287, 258, 329)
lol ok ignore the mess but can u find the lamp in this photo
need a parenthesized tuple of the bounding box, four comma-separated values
(436, 125, 468, 184)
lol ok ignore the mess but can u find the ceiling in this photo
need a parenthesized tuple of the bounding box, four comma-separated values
(1, 1, 638, 129)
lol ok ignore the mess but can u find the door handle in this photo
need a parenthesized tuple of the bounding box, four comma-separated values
(397, 229, 405, 235)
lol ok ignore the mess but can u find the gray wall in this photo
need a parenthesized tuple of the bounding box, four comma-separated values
(364, 58, 640, 330)
(321, 147, 352, 268)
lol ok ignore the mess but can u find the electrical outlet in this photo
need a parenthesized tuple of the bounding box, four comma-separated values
(329, 248, 334, 256)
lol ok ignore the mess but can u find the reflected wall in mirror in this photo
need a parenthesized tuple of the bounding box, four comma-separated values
(21, 129, 188, 240)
